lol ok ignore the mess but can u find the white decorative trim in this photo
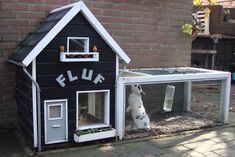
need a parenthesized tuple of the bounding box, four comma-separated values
(76, 90, 110, 130)
(51, 1, 81, 13)
(116, 55, 119, 78)
(32, 60, 37, 148)
(44, 99, 68, 145)
(22, 1, 130, 66)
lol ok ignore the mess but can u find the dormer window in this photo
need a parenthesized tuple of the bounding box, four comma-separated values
(60, 37, 99, 62)
(68, 37, 89, 53)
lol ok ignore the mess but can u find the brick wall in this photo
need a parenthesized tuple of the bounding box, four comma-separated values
(0, 0, 192, 126)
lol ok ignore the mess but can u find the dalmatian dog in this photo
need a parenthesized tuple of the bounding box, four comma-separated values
(126, 84, 150, 130)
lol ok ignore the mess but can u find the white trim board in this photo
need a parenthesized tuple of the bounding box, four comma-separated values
(32, 60, 37, 148)
(22, 1, 130, 66)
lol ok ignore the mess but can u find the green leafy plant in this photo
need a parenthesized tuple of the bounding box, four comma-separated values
(181, 23, 193, 36)
(75, 126, 113, 137)
(181, 0, 210, 40)
(193, 0, 201, 5)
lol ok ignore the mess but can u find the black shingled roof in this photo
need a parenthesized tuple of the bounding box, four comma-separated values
(8, 8, 71, 63)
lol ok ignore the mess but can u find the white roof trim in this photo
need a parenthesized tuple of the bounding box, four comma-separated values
(22, 1, 130, 66)
(80, 2, 130, 64)
(51, 1, 80, 13)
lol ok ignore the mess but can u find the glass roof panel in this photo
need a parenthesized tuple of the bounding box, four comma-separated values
(132, 68, 208, 75)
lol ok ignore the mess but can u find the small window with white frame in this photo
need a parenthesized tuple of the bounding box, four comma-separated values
(67, 37, 89, 53)
(76, 90, 110, 130)
(48, 104, 63, 120)
(60, 37, 99, 62)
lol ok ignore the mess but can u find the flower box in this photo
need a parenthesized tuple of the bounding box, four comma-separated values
(74, 128, 116, 143)
(60, 52, 99, 62)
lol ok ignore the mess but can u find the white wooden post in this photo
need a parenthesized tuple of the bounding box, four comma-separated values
(184, 81, 192, 111)
(220, 77, 231, 123)
(115, 77, 125, 140)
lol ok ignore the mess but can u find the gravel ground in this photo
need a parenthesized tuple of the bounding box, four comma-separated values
(124, 82, 234, 140)
(125, 111, 222, 140)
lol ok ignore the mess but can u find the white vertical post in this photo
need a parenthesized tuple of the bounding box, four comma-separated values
(115, 77, 125, 140)
(220, 77, 231, 123)
(183, 81, 192, 111)
(32, 59, 38, 148)
(204, 13, 210, 35)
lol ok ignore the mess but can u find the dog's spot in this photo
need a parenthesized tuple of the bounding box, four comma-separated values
(139, 106, 141, 108)
(144, 123, 147, 126)
(136, 115, 140, 119)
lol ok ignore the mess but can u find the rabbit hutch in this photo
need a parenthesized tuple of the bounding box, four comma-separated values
(116, 68, 231, 140)
(7, 1, 231, 152)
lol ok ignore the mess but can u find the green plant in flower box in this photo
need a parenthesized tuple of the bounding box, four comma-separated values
(75, 126, 113, 137)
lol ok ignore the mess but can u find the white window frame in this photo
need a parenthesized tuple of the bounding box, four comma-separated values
(67, 37, 89, 53)
(48, 103, 63, 120)
(76, 90, 110, 130)
(60, 37, 99, 62)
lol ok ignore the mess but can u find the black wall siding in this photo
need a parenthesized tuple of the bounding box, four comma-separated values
(15, 65, 34, 147)
(36, 13, 117, 147)
(36, 62, 115, 76)
(37, 73, 115, 88)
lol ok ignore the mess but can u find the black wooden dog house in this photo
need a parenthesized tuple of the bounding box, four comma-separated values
(8, 1, 130, 151)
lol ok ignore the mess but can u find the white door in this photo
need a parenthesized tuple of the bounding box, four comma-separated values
(44, 99, 68, 144)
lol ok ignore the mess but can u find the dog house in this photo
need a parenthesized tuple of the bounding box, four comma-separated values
(7, 1, 231, 152)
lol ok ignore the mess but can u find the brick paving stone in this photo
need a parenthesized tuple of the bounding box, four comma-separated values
(159, 152, 189, 157)
(225, 140, 235, 148)
(213, 148, 235, 157)
(148, 134, 198, 147)
(202, 151, 223, 157)
(173, 145, 192, 153)
(183, 141, 229, 153)
(201, 140, 217, 145)
(126, 141, 165, 156)
(185, 150, 206, 157)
